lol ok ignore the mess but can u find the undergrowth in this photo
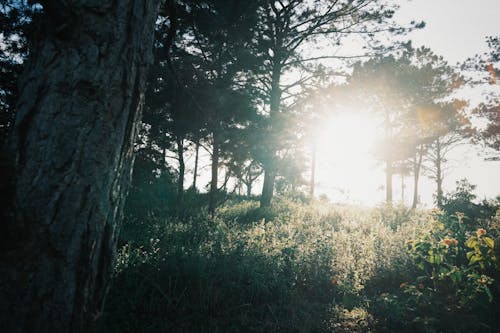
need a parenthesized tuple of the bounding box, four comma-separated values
(99, 191, 499, 332)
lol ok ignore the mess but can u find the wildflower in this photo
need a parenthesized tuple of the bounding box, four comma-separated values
(456, 212, 465, 221)
(476, 228, 487, 237)
(431, 208, 444, 216)
(442, 238, 458, 246)
(331, 277, 338, 286)
(400, 282, 408, 289)
(478, 275, 489, 286)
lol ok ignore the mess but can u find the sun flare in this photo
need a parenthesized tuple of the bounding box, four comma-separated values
(314, 111, 380, 163)
(312, 111, 384, 204)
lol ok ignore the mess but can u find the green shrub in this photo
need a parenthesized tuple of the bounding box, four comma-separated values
(380, 209, 500, 332)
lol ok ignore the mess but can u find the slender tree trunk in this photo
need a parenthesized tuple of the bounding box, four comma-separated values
(310, 142, 316, 198)
(401, 174, 405, 203)
(386, 160, 393, 204)
(192, 138, 199, 190)
(209, 131, 219, 216)
(260, 169, 276, 207)
(176, 136, 185, 207)
(384, 110, 393, 204)
(163, 147, 168, 169)
(221, 168, 229, 192)
(0, 2, 160, 332)
(412, 170, 419, 209)
(412, 145, 423, 209)
(260, 64, 281, 208)
(246, 180, 252, 197)
(435, 138, 443, 207)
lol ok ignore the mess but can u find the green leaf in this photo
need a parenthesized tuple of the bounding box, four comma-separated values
(438, 266, 449, 276)
(416, 276, 427, 282)
(450, 271, 462, 284)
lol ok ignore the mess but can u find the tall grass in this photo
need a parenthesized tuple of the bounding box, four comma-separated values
(99, 198, 436, 332)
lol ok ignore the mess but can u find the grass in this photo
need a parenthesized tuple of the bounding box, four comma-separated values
(98, 197, 499, 332)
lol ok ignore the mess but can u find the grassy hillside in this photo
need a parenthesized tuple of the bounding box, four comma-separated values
(99, 197, 500, 332)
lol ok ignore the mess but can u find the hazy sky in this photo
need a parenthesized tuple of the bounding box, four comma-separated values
(184, 1, 500, 206)
(395, 0, 500, 65)
(314, 0, 500, 206)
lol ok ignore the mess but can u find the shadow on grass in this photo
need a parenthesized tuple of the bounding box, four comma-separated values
(99, 247, 338, 333)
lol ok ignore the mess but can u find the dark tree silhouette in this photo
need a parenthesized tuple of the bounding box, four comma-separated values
(0, 1, 160, 331)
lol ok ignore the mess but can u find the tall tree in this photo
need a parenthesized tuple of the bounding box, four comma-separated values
(254, 0, 420, 207)
(181, 0, 262, 215)
(146, 44, 202, 209)
(224, 120, 264, 198)
(349, 46, 465, 206)
(422, 102, 469, 207)
(350, 54, 413, 203)
(0, 1, 160, 331)
(464, 35, 500, 159)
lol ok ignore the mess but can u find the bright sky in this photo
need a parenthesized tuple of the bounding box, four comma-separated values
(181, 1, 499, 207)
(314, 0, 500, 206)
(395, 0, 500, 65)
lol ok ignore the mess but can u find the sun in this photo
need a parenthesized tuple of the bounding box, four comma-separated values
(315, 111, 380, 163)
(311, 110, 384, 204)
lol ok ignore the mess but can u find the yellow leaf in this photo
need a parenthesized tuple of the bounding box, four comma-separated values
(466, 237, 478, 249)
(483, 237, 494, 249)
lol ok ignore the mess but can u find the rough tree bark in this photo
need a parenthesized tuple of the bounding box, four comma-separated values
(0, 1, 160, 332)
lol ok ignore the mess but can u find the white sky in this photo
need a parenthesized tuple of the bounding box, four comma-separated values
(395, 0, 500, 65)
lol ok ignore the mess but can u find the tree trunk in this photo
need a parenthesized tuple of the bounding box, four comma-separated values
(310, 142, 316, 198)
(246, 180, 252, 197)
(412, 145, 423, 209)
(237, 180, 242, 196)
(209, 131, 219, 216)
(221, 168, 229, 192)
(260, 63, 281, 208)
(435, 138, 443, 207)
(386, 160, 393, 204)
(260, 168, 276, 207)
(384, 109, 393, 204)
(0, 2, 159, 332)
(192, 138, 199, 190)
(401, 174, 405, 204)
(176, 135, 185, 207)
